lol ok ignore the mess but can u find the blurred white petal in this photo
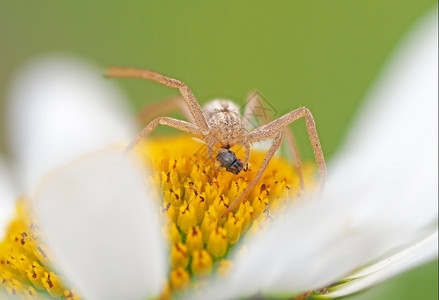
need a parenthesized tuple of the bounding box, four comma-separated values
(0, 156, 15, 240)
(187, 9, 438, 300)
(7, 56, 134, 192)
(30, 148, 166, 300)
(323, 231, 438, 298)
(345, 231, 438, 281)
(329, 8, 438, 230)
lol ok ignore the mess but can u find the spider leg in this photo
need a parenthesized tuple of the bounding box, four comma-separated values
(243, 92, 305, 189)
(106, 67, 210, 135)
(207, 139, 215, 161)
(283, 129, 305, 189)
(126, 117, 202, 152)
(250, 106, 326, 193)
(135, 96, 195, 126)
(223, 131, 283, 216)
(243, 139, 251, 170)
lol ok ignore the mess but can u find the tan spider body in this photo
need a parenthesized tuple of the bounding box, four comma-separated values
(106, 67, 326, 216)
(204, 100, 248, 149)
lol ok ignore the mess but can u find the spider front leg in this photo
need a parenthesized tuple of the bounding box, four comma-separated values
(106, 67, 210, 135)
(223, 131, 283, 216)
(135, 96, 195, 126)
(255, 106, 327, 192)
(126, 117, 202, 152)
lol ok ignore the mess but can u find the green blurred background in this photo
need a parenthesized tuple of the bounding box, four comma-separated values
(0, 1, 437, 299)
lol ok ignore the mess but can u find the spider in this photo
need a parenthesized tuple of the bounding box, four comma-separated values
(106, 67, 326, 216)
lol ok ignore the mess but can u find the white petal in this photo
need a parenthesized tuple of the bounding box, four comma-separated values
(188, 9, 438, 300)
(30, 148, 166, 300)
(0, 156, 15, 240)
(188, 196, 425, 299)
(345, 231, 438, 280)
(322, 231, 438, 298)
(7, 56, 134, 192)
(329, 8, 438, 230)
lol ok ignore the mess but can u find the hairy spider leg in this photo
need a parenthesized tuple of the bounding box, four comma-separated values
(223, 130, 283, 216)
(251, 106, 326, 193)
(126, 117, 202, 152)
(106, 67, 210, 134)
(222, 131, 283, 217)
(135, 96, 195, 126)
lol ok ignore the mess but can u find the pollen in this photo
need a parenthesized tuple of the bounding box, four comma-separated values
(0, 135, 315, 298)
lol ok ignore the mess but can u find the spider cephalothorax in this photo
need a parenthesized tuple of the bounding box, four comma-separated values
(203, 100, 248, 149)
(106, 67, 327, 215)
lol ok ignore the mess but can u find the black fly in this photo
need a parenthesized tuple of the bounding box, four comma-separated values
(216, 149, 245, 175)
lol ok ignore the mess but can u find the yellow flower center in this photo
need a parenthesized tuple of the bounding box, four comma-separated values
(0, 199, 79, 299)
(0, 136, 316, 299)
(139, 136, 316, 298)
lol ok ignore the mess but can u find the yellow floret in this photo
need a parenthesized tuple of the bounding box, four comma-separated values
(207, 227, 228, 258)
(170, 267, 190, 291)
(191, 250, 213, 277)
(186, 226, 203, 254)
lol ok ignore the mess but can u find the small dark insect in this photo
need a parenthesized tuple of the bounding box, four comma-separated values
(216, 149, 245, 175)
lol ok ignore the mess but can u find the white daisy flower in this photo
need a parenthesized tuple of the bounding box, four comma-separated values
(0, 9, 437, 300)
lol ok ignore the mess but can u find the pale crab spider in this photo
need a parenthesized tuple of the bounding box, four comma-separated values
(106, 67, 326, 216)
